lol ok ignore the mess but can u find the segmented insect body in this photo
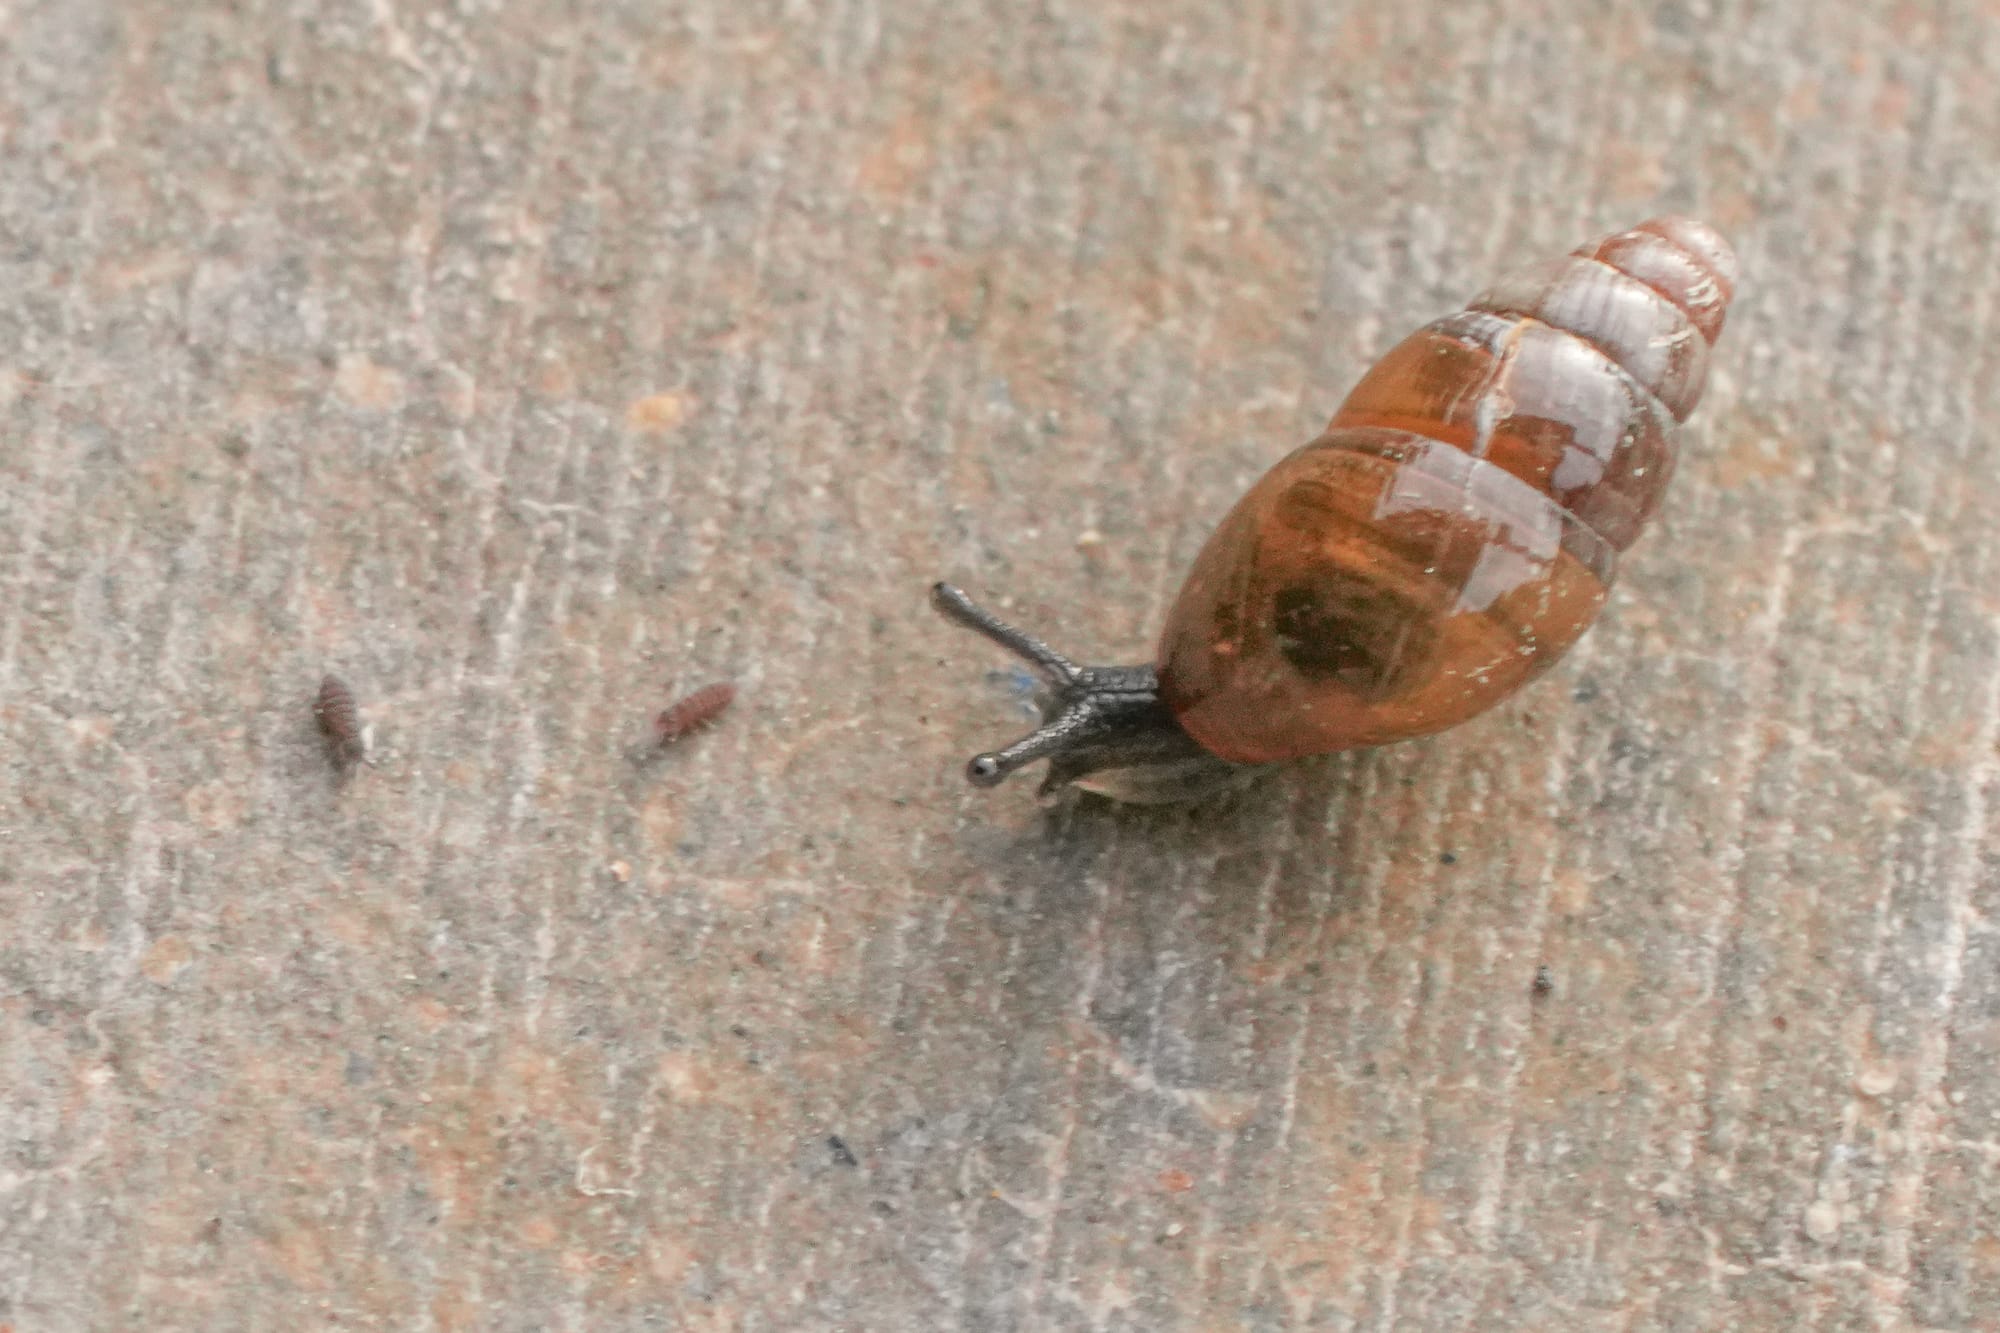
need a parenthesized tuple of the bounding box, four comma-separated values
(654, 683, 736, 746)
(934, 217, 1737, 801)
(314, 674, 366, 770)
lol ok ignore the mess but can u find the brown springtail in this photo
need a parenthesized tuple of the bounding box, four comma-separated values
(314, 674, 368, 770)
(654, 682, 736, 747)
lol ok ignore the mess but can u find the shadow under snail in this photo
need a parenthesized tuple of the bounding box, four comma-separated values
(934, 216, 1738, 804)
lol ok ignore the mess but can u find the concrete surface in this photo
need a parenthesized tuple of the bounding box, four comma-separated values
(3, 0, 1998, 1329)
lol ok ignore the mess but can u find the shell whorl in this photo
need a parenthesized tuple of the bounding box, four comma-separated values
(1328, 216, 1737, 551)
(1474, 216, 1736, 421)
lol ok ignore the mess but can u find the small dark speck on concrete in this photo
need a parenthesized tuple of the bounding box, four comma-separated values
(1653, 0, 1696, 34)
(1532, 965, 1555, 998)
(827, 1135, 858, 1167)
(1572, 678, 1601, 703)
(1438, 851, 1457, 865)
(1606, 733, 1655, 769)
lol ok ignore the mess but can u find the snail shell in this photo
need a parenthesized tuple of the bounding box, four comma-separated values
(1156, 217, 1737, 764)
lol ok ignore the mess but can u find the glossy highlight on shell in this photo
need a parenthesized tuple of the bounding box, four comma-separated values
(1156, 217, 1737, 765)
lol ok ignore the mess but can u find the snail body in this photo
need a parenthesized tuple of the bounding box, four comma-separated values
(936, 217, 1737, 802)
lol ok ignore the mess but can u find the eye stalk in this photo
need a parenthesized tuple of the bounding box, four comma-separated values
(930, 582, 1083, 681)
(929, 583, 1257, 803)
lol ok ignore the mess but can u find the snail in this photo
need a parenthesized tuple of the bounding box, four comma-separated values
(935, 216, 1737, 803)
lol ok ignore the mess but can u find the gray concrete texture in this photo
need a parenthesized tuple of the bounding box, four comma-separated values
(2, 0, 1997, 1328)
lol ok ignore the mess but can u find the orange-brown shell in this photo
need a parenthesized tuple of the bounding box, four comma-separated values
(1157, 217, 1736, 764)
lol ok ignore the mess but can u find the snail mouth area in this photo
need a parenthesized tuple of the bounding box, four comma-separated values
(1269, 575, 1435, 700)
